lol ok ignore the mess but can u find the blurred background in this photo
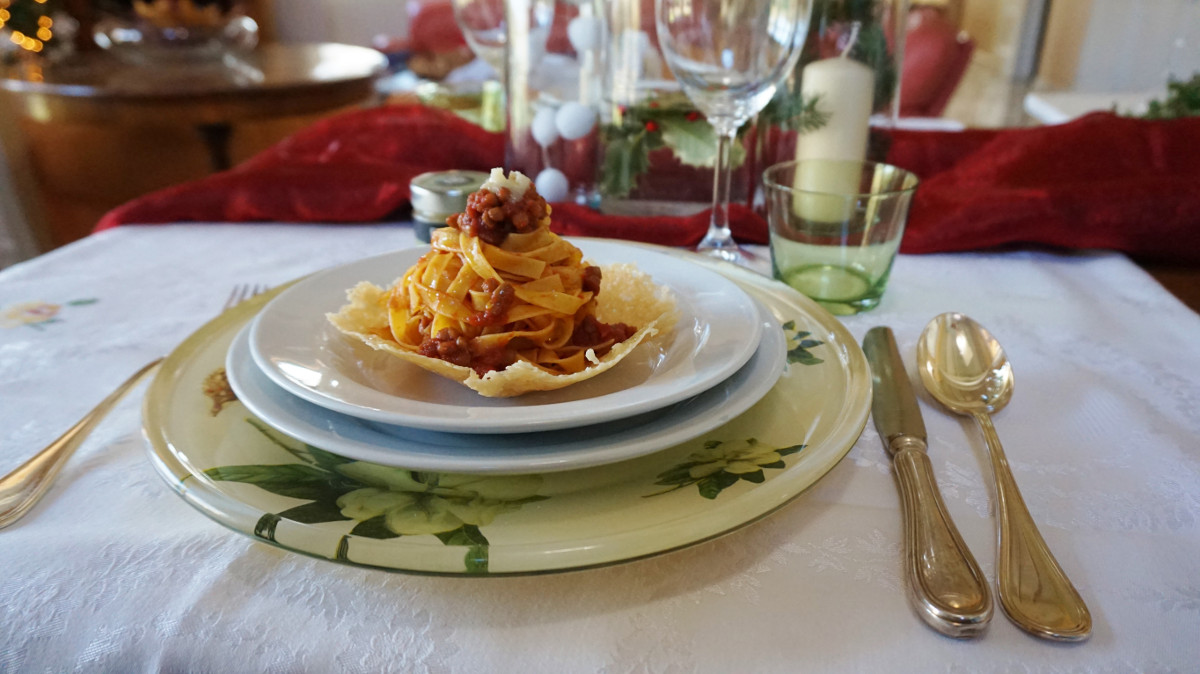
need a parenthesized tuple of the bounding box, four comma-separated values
(2, 0, 1198, 270)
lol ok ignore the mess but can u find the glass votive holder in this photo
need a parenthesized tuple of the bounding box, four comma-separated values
(762, 159, 918, 315)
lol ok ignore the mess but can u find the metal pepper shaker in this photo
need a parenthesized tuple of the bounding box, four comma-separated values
(409, 170, 490, 243)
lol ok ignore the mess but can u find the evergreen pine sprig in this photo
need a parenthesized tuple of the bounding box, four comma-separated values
(1142, 73, 1200, 120)
(759, 93, 832, 131)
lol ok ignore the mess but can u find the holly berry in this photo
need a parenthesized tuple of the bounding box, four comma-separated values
(686, 111, 702, 122)
(645, 120, 659, 133)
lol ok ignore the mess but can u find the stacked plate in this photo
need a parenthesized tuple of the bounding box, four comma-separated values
(143, 238, 872, 575)
(225, 240, 788, 474)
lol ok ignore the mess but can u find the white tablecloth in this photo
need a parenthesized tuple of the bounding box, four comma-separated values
(2, 224, 1198, 672)
(1022, 90, 1158, 124)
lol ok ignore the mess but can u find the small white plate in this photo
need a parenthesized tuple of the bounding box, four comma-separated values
(247, 240, 764, 434)
(228, 300, 785, 474)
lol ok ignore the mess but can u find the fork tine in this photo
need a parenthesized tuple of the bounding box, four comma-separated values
(224, 284, 269, 312)
(224, 285, 246, 312)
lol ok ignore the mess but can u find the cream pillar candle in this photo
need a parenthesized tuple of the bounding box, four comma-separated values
(794, 54, 875, 222)
(797, 55, 875, 161)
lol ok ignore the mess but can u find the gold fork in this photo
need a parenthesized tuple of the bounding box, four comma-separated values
(0, 283, 267, 529)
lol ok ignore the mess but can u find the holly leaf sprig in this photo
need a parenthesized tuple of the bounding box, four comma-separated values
(600, 93, 748, 199)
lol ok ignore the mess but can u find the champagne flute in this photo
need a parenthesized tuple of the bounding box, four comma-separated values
(656, 0, 810, 264)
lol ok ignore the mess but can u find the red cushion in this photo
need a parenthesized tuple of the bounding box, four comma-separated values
(900, 9, 974, 117)
(406, 0, 466, 53)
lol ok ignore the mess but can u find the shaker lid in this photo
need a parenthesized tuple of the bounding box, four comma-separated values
(410, 170, 490, 216)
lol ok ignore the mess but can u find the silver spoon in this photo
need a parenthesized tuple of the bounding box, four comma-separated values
(917, 312, 1091, 641)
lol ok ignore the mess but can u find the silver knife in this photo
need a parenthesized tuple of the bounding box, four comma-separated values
(862, 326, 993, 638)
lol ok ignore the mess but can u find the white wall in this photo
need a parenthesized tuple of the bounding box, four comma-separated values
(1072, 0, 1200, 91)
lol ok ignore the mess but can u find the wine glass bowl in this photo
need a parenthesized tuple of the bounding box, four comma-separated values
(451, 0, 554, 80)
(656, 0, 810, 264)
(451, 0, 507, 76)
(656, 29, 794, 127)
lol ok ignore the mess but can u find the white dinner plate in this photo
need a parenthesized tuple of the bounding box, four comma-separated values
(247, 240, 763, 434)
(228, 299, 784, 474)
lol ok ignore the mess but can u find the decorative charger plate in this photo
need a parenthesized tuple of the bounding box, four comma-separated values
(247, 241, 764, 433)
(142, 243, 872, 576)
(226, 298, 785, 473)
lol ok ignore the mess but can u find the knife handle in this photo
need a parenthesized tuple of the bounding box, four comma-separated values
(892, 437, 993, 638)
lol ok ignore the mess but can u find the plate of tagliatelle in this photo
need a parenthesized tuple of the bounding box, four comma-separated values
(247, 239, 765, 434)
(247, 168, 764, 434)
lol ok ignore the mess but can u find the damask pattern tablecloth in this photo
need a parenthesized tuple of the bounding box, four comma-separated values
(1, 224, 1197, 672)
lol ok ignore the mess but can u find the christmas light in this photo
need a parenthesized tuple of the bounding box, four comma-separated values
(2, 0, 61, 53)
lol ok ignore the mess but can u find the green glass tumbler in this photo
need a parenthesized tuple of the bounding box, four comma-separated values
(763, 158, 918, 315)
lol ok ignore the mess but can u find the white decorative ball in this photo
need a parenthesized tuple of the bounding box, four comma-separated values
(567, 16, 602, 52)
(535, 168, 570, 203)
(531, 107, 560, 147)
(555, 102, 597, 141)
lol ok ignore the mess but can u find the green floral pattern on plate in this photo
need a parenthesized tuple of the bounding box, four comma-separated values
(206, 421, 546, 573)
(649, 438, 806, 500)
(782, 320, 824, 366)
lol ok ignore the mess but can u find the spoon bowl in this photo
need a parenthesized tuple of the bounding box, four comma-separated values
(917, 312, 1091, 642)
(917, 312, 1013, 416)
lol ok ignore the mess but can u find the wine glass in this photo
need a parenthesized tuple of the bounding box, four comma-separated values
(656, 0, 811, 264)
(451, 0, 554, 82)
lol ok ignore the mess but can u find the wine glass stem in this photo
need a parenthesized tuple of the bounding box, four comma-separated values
(701, 121, 739, 252)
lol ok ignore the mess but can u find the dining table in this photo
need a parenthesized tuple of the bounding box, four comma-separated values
(0, 42, 389, 173)
(1, 220, 1197, 672)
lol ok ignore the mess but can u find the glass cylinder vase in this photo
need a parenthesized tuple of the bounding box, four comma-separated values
(593, 0, 754, 217)
(503, 0, 605, 204)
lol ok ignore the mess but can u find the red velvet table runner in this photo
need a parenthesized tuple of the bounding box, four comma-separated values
(96, 105, 1200, 263)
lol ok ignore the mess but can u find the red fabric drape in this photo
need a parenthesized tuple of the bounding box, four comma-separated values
(888, 112, 1200, 261)
(96, 105, 503, 229)
(97, 106, 1200, 263)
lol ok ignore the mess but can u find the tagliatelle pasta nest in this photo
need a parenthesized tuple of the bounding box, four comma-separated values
(327, 169, 677, 397)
